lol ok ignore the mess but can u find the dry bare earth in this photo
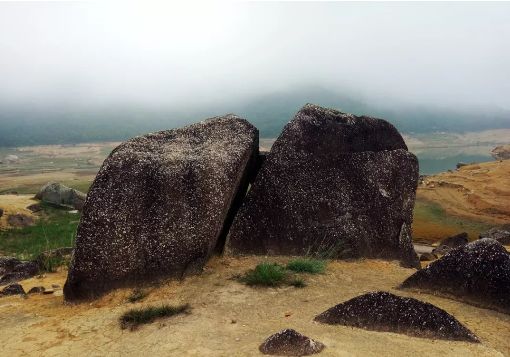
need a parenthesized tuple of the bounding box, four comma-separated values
(0, 257, 508, 356)
(0, 194, 38, 229)
(417, 160, 510, 225)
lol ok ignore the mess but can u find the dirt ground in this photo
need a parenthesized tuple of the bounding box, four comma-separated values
(0, 194, 38, 229)
(1, 256, 508, 356)
(418, 160, 510, 225)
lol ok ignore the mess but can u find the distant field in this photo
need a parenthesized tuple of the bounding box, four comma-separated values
(412, 198, 492, 244)
(0, 142, 117, 194)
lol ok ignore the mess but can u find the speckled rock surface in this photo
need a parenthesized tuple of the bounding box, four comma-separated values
(479, 225, 510, 245)
(64, 115, 258, 301)
(35, 182, 87, 210)
(226, 104, 419, 268)
(401, 239, 510, 314)
(1, 283, 26, 296)
(259, 329, 325, 356)
(0, 256, 39, 285)
(314, 291, 479, 342)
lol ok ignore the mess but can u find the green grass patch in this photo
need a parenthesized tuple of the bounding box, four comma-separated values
(0, 202, 78, 260)
(239, 263, 287, 287)
(286, 258, 326, 274)
(127, 288, 148, 303)
(119, 304, 190, 330)
(288, 278, 306, 288)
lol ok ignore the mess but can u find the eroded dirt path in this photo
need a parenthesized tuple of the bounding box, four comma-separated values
(1, 257, 509, 356)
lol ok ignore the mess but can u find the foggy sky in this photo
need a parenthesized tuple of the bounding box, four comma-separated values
(1, 2, 510, 113)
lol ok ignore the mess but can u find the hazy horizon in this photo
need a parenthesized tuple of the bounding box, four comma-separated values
(1, 2, 510, 145)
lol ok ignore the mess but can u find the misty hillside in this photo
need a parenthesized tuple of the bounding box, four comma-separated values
(1, 87, 509, 147)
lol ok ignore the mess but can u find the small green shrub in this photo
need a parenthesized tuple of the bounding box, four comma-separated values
(286, 259, 326, 274)
(119, 304, 190, 330)
(239, 263, 287, 287)
(127, 288, 148, 303)
(289, 278, 306, 288)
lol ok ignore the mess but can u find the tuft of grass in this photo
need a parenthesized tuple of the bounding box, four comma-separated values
(0, 202, 78, 260)
(119, 304, 190, 330)
(127, 288, 148, 303)
(39, 255, 67, 273)
(289, 278, 307, 288)
(286, 258, 326, 274)
(239, 263, 287, 287)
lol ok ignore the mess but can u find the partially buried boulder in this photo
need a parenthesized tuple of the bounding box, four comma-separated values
(440, 232, 469, 248)
(0, 256, 39, 285)
(1, 283, 26, 296)
(259, 329, 325, 356)
(419, 252, 437, 262)
(35, 182, 86, 210)
(314, 291, 479, 342)
(64, 115, 258, 300)
(226, 104, 420, 268)
(401, 239, 510, 314)
(479, 225, 510, 245)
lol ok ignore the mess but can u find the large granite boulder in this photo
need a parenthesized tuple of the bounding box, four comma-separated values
(35, 182, 86, 210)
(226, 104, 419, 268)
(64, 116, 258, 300)
(259, 329, 325, 356)
(401, 239, 510, 314)
(314, 291, 479, 342)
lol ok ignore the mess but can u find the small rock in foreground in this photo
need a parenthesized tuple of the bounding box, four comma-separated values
(1, 283, 26, 296)
(314, 291, 479, 342)
(259, 329, 325, 356)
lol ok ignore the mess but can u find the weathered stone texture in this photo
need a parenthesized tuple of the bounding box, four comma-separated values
(227, 104, 419, 268)
(64, 115, 258, 300)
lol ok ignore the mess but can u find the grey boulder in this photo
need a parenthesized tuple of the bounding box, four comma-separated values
(64, 115, 258, 300)
(35, 182, 86, 210)
(226, 104, 420, 268)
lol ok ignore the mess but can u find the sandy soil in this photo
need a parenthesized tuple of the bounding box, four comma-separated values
(0, 194, 38, 229)
(418, 160, 510, 225)
(0, 256, 508, 356)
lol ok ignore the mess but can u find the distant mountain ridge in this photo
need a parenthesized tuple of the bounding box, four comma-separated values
(0, 87, 509, 147)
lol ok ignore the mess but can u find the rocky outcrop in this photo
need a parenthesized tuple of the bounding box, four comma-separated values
(226, 104, 420, 268)
(27, 286, 45, 294)
(479, 225, 510, 245)
(35, 182, 86, 210)
(420, 252, 437, 261)
(401, 239, 510, 314)
(440, 232, 468, 248)
(259, 329, 325, 356)
(491, 145, 510, 160)
(1, 283, 25, 296)
(314, 291, 479, 342)
(64, 116, 258, 301)
(0, 256, 39, 285)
